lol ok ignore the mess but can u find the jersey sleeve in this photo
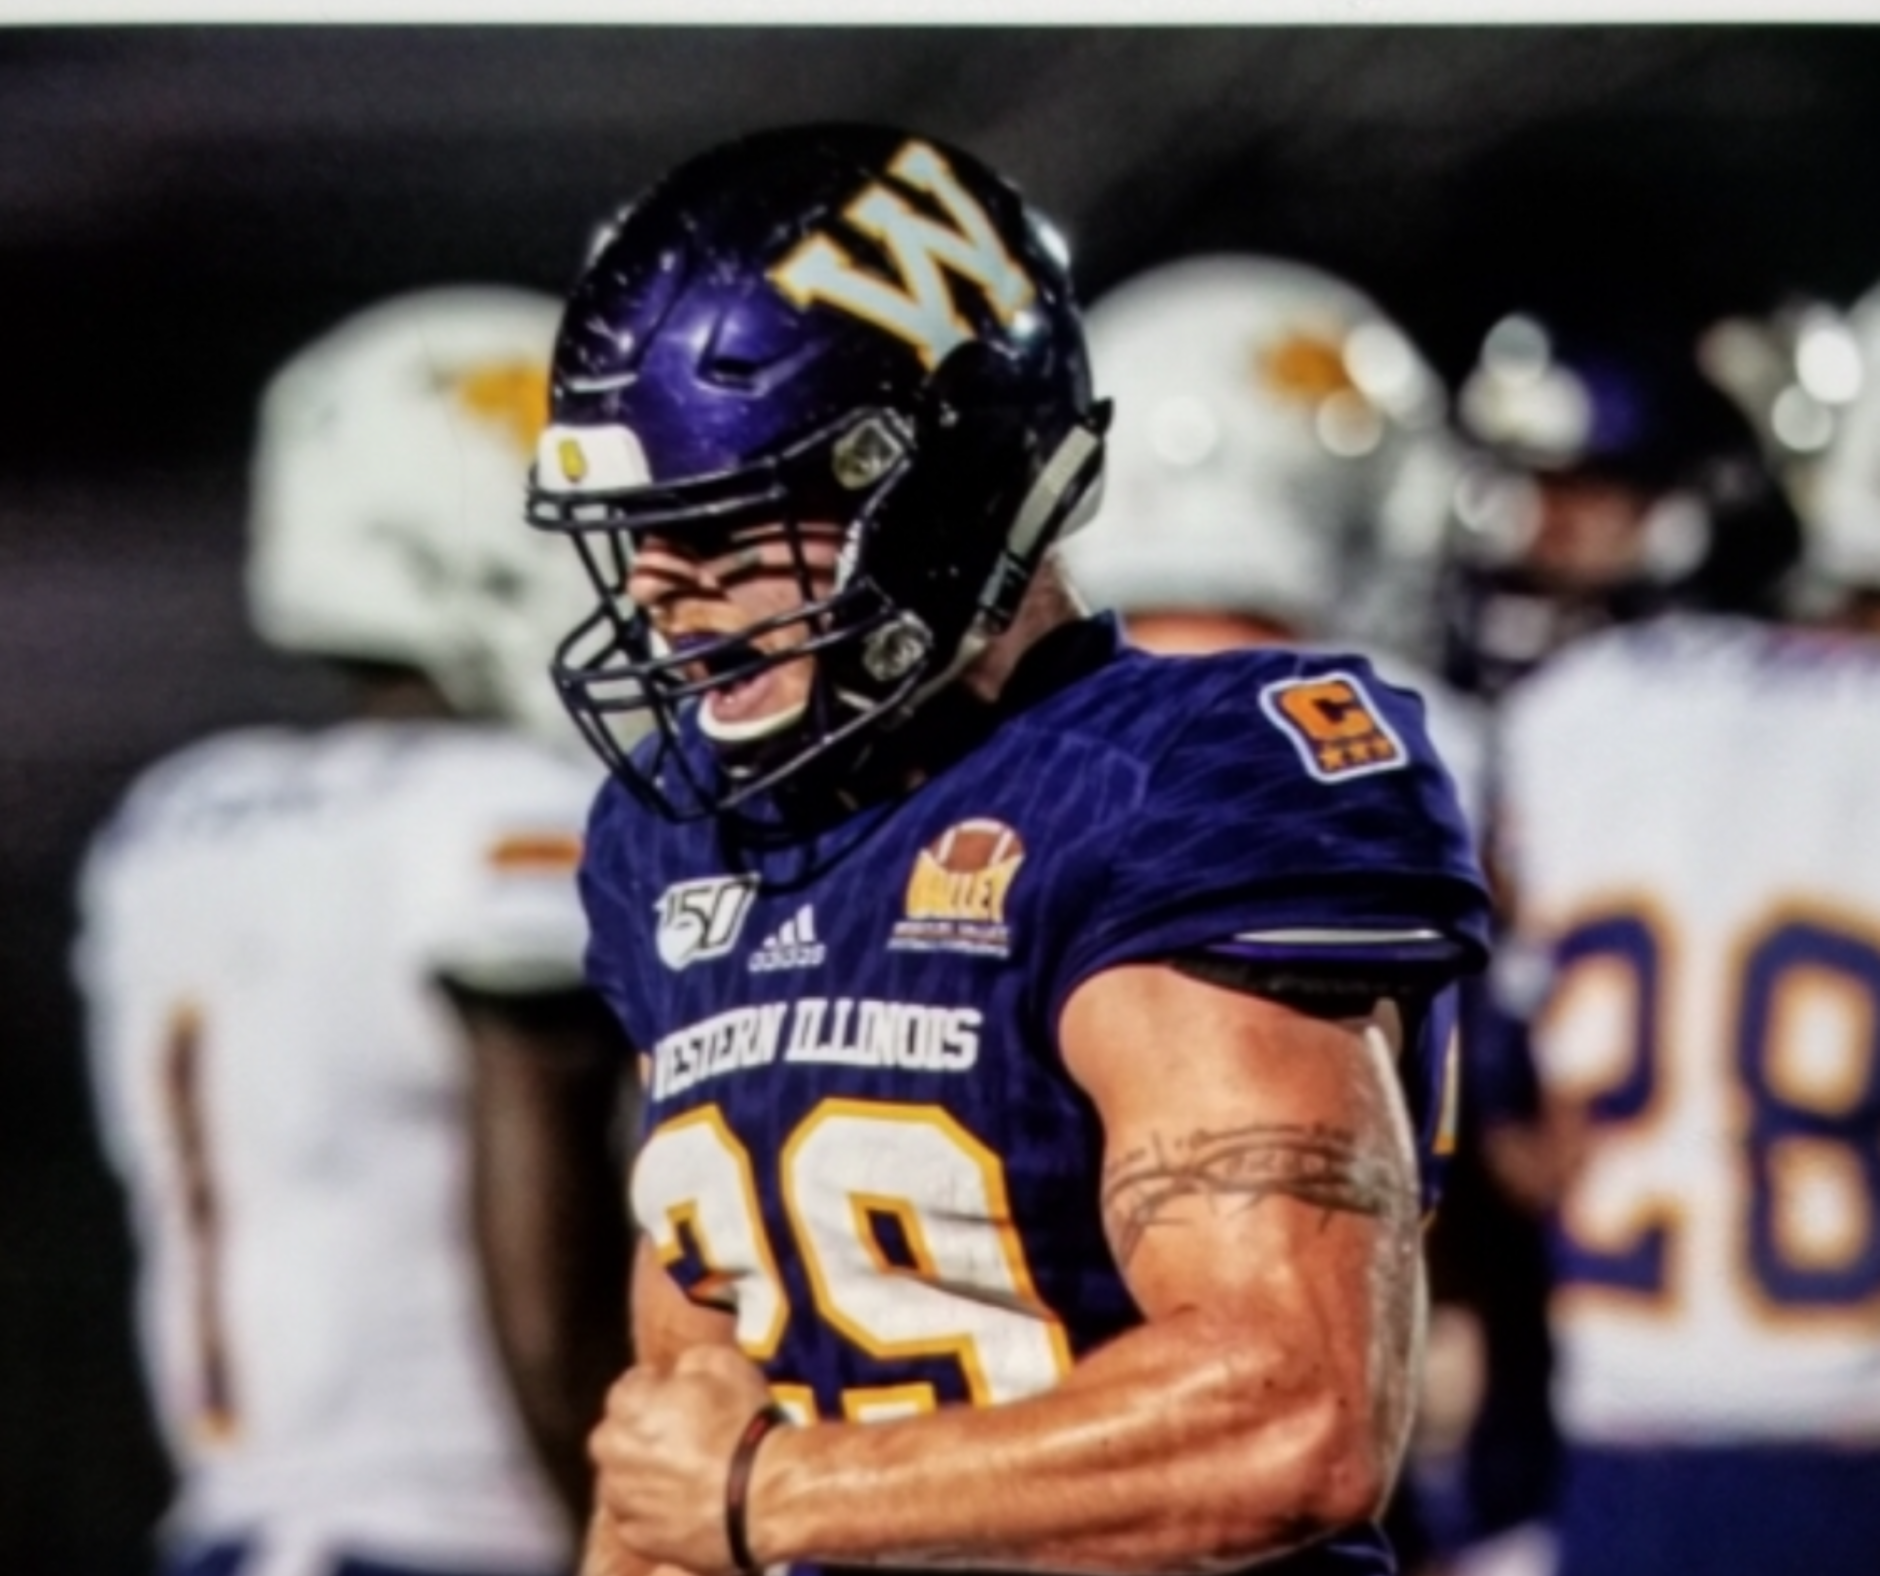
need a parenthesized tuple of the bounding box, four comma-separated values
(1046, 654, 1492, 1029)
(408, 742, 601, 996)
(66, 739, 251, 1183)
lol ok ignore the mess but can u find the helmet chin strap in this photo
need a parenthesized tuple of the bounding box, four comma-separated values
(968, 416, 1108, 632)
(1021, 420, 1109, 546)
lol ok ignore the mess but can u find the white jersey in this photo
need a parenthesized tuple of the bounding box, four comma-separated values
(1499, 614, 1880, 1444)
(75, 721, 598, 1572)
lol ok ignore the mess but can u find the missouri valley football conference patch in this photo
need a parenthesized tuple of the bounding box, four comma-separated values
(1258, 671, 1408, 783)
(890, 818, 1025, 957)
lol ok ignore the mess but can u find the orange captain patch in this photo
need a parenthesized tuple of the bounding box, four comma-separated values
(1258, 671, 1407, 783)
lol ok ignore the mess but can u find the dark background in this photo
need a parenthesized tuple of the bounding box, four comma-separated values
(5, 25, 1880, 1572)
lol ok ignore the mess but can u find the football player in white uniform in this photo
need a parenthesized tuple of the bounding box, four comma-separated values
(75, 289, 629, 1576)
(1485, 309, 1880, 1575)
(1058, 252, 1488, 830)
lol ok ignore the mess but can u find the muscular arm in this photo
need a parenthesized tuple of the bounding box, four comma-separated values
(743, 961, 1425, 1574)
(450, 981, 636, 1536)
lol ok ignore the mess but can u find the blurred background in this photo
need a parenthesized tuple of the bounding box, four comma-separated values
(8, 22, 1880, 1572)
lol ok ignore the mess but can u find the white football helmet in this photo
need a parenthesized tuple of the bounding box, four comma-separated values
(1060, 253, 1455, 660)
(247, 285, 591, 746)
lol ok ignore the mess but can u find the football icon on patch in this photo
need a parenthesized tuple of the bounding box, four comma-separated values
(1258, 671, 1407, 783)
(891, 818, 1025, 956)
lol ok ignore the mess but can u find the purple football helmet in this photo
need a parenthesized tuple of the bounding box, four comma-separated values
(527, 123, 1107, 818)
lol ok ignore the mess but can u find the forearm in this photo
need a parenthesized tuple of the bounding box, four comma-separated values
(750, 1301, 1407, 1575)
(741, 991, 1424, 1575)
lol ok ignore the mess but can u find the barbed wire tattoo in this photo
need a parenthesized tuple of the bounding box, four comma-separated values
(1100, 1121, 1415, 1269)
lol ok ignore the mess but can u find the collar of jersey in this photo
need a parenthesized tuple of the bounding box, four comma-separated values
(995, 612, 1124, 718)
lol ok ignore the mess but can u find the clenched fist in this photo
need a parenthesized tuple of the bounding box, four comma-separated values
(589, 1346, 785, 1576)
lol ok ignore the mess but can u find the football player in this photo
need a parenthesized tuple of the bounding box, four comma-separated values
(1443, 309, 1798, 700)
(1481, 300, 1880, 1575)
(526, 126, 1490, 1576)
(75, 289, 630, 1576)
(1448, 310, 1811, 1575)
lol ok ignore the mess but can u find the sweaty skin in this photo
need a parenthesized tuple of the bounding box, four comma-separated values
(583, 963, 1423, 1576)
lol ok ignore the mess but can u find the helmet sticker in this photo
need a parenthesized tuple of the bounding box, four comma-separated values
(558, 436, 588, 483)
(535, 423, 653, 495)
(446, 362, 551, 457)
(1256, 330, 1360, 406)
(768, 141, 1036, 370)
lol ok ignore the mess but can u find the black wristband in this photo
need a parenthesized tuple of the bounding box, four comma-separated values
(725, 1400, 790, 1575)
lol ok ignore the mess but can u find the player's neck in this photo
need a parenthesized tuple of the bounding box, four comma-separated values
(957, 557, 1085, 708)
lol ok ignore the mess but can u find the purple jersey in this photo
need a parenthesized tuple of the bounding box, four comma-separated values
(582, 618, 1489, 1576)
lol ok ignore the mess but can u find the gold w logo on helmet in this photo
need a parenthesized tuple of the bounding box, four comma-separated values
(768, 142, 1036, 371)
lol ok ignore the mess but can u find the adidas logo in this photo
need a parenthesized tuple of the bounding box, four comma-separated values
(748, 905, 827, 973)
